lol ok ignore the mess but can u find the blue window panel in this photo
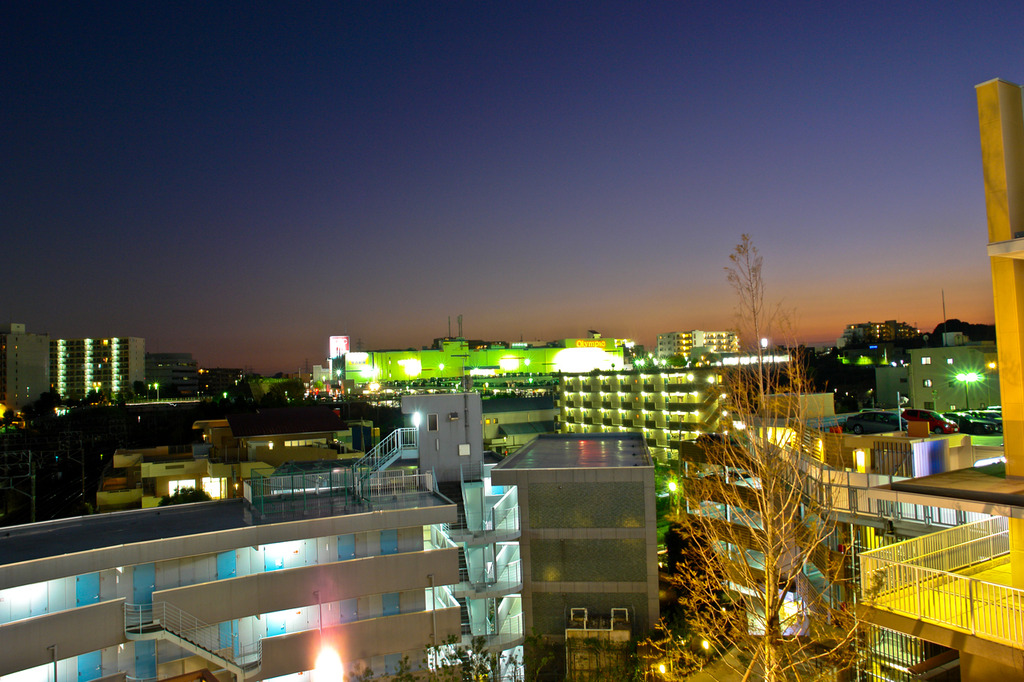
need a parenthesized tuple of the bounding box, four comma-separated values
(380, 529, 398, 555)
(337, 533, 356, 560)
(217, 551, 237, 579)
(132, 564, 155, 605)
(219, 621, 240, 656)
(266, 612, 287, 637)
(264, 547, 285, 572)
(77, 650, 101, 682)
(339, 598, 357, 623)
(135, 640, 156, 679)
(76, 573, 100, 607)
(382, 592, 400, 617)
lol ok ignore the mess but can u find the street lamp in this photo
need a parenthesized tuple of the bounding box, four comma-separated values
(313, 589, 343, 681)
(955, 372, 980, 410)
(667, 479, 679, 516)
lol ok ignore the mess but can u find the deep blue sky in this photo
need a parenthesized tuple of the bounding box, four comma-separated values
(2, 2, 1018, 373)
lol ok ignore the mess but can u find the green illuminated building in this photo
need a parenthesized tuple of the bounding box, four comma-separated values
(338, 338, 628, 386)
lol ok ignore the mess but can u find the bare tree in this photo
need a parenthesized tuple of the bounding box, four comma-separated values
(676, 235, 858, 681)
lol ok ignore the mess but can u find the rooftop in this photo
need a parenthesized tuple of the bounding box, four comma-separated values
(889, 462, 1024, 508)
(1, 467, 454, 566)
(494, 433, 651, 471)
(226, 406, 344, 438)
(0, 499, 250, 567)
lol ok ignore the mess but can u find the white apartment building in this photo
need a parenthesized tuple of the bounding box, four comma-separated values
(0, 323, 50, 413)
(655, 330, 739, 360)
(51, 336, 145, 400)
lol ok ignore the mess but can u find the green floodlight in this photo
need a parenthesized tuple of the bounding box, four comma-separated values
(955, 372, 981, 409)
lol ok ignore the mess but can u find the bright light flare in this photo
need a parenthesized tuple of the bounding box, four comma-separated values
(315, 646, 343, 681)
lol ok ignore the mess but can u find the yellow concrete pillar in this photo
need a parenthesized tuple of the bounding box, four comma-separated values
(978, 79, 1024, 588)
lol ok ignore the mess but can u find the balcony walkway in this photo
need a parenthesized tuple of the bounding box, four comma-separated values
(860, 518, 1024, 651)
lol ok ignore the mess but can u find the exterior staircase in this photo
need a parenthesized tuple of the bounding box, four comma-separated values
(352, 427, 419, 497)
(125, 602, 261, 682)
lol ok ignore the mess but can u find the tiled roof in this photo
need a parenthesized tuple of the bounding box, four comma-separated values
(227, 407, 344, 438)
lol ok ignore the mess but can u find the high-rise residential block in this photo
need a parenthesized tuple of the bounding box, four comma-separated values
(51, 336, 145, 400)
(0, 323, 50, 413)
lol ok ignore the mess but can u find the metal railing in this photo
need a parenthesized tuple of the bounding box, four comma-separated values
(795, 447, 991, 530)
(125, 602, 261, 670)
(352, 427, 418, 474)
(246, 467, 354, 500)
(860, 517, 1024, 648)
(458, 560, 522, 591)
(442, 505, 520, 538)
(864, 517, 1008, 570)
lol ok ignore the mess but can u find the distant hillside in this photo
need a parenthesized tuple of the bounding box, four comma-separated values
(930, 319, 996, 342)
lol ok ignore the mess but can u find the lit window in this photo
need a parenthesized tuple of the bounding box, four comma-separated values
(921, 357, 931, 365)
(946, 358, 954, 365)
(923, 379, 932, 387)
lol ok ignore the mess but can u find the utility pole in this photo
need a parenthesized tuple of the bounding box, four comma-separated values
(0, 450, 36, 522)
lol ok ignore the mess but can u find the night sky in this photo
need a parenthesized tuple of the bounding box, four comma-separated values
(4, 2, 1020, 373)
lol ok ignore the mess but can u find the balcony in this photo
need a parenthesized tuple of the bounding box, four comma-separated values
(860, 517, 1024, 650)
(451, 560, 523, 599)
(462, 611, 525, 652)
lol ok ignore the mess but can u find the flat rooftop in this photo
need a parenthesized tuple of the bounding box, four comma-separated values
(0, 490, 453, 567)
(889, 462, 1024, 507)
(494, 433, 651, 470)
(0, 499, 250, 567)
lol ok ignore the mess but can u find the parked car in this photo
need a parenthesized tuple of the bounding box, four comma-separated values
(945, 411, 1002, 434)
(901, 409, 959, 434)
(844, 411, 907, 434)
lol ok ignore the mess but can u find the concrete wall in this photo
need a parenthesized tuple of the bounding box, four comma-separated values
(0, 504, 456, 591)
(492, 463, 658, 636)
(155, 549, 458, 625)
(0, 599, 127, 677)
(260, 607, 461, 679)
(403, 393, 483, 481)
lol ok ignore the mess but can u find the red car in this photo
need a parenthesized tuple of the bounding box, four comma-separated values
(901, 409, 959, 434)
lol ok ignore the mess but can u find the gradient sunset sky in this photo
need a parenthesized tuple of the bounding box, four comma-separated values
(4, 2, 1020, 373)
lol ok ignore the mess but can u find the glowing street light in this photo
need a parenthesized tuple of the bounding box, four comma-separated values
(314, 647, 343, 681)
(313, 589, 343, 681)
(955, 372, 980, 410)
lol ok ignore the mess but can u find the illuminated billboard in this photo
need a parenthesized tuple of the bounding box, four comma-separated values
(329, 336, 350, 358)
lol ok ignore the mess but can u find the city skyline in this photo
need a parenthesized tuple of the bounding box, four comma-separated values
(4, 2, 1016, 373)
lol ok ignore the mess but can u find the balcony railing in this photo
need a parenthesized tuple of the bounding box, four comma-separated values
(860, 517, 1024, 649)
(125, 602, 261, 671)
(458, 560, 522, 592)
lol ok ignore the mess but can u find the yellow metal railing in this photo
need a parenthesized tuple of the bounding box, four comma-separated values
(860, 517, 1024, 648)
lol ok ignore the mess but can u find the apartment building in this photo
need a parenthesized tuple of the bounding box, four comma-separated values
(556, 368, 727, 461)
(907, 344, 1000, 412)
(491, 433, 658, 641)
(51, 336, 145, 400)
(96, 406, 352, 511)
(0, 490, 461, 682)
(146, 353, 200, 396)
(655, 330, 739, 360)
(837, 320, 920, 348)
(854, 78, 1024, 681)
(2, 392, 657, 681)
(481, 396, 556, 455)
(0, 323, 50, 413)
